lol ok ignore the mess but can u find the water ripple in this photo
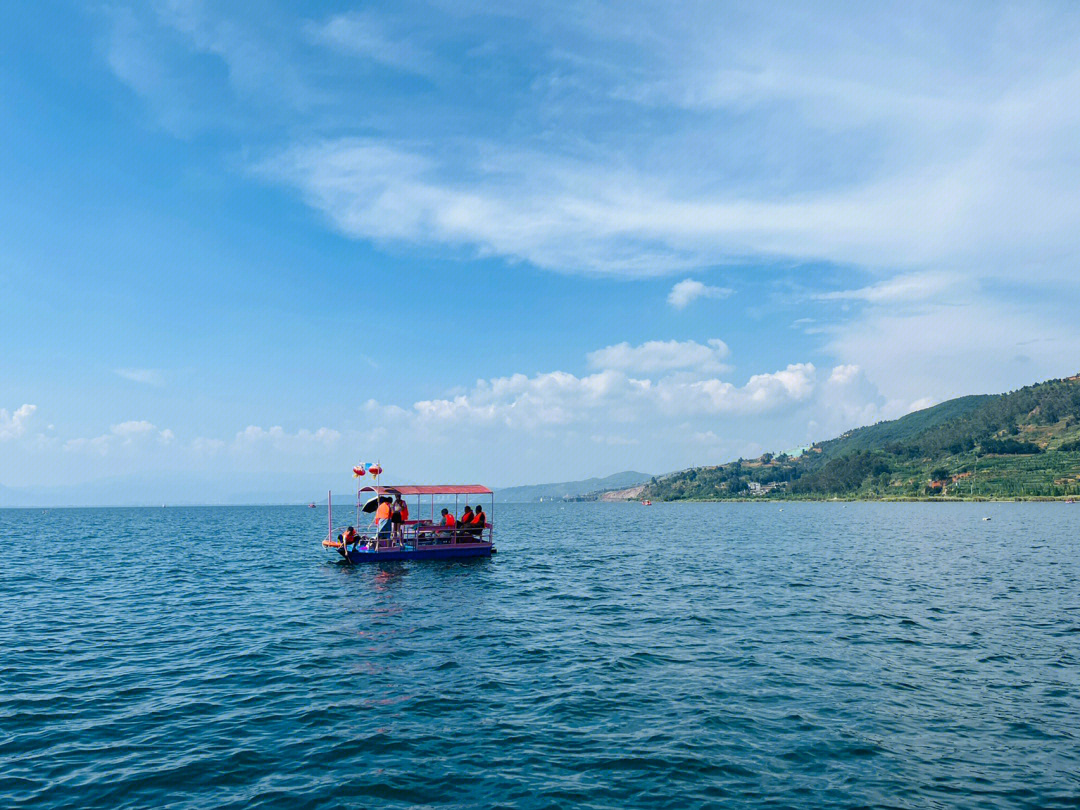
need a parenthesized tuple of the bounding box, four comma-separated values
(3, 502, 1080, 808)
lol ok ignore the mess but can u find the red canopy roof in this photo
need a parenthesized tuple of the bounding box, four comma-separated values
(362, 484, 492, 495)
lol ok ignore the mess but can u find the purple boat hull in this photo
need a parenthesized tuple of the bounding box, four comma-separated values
(344, 543, 494, 562)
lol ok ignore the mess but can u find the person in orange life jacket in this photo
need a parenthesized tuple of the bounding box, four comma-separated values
(471, 505, 486, 530)
(335, 526, 359, 558)
(440, 508, 455, 527)
(373, 497, 393, 540)
(390, 499, 405, 542)
(459, 505, 474, 526)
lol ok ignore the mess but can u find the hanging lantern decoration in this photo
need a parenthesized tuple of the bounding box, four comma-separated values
(353, 465, 367, 478)
(368, 463, 383, 477)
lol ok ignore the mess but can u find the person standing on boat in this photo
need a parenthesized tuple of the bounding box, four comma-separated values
(373, 497, 393, 543)
(390, 500, 404, 543)
(396, 495, 410, 542)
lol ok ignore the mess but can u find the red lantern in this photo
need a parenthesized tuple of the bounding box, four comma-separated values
(352, 465, 366, 478)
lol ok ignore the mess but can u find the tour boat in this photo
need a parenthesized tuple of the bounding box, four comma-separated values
(321, 483, 495, 562)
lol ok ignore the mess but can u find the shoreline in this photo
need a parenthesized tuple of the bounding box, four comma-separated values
(623, 495, 1077, 503)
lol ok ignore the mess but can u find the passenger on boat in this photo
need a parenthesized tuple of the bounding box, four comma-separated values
(471, 505, 486, 531)
(391, 501, 403, 541)
(439, 508, 455, 528)
(373, 498, 393, 540)
(459, 505, 474, 526)
(335, 526, 359, 558)
(394, 495, 409, 522)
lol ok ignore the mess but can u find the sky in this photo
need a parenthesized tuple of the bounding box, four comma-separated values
(2, 1, 1080, 500)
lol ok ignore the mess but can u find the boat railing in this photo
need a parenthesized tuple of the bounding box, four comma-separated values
(405, 520, 492, 546)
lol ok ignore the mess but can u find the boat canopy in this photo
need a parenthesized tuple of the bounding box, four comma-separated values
(360, 484, 493, 496)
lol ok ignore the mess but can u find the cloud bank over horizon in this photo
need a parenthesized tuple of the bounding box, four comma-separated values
(4, 337, 939, 492)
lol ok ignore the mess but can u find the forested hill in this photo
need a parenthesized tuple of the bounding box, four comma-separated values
(643, 374, 1080, 500)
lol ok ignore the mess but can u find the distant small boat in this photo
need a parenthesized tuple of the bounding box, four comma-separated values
(641, 499, 652, 506)
(308, 503, 317, 508)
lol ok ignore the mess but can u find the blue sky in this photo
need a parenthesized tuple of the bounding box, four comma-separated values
(3, 1, 1080, 498)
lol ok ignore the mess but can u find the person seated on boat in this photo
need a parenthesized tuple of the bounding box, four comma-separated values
(459, 505, 474, 526)
(471, 505, 486, 533)
(439, 508, 455, 528)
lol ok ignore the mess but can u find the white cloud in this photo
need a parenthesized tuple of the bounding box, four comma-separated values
(116, 368, 165, 386)
(64, 420, 170, 454)
(587, 339, 730, 374)
(111, 420, 156, 437)
(406, 359, 814, 434)
(232, 425, 342, 453)
(106, 4, 1080, 283)
(814, 272, 958, 304)
(667, 279, 733, 309)
(907, 397, 936, 413)
(825, 296, 1080, 403)
(0, 404, 36, 440)
(191, 436, 226, 456)
(305, 12, 433, 74)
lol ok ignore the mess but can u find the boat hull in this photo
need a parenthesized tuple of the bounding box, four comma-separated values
(344, 543, 494, 562)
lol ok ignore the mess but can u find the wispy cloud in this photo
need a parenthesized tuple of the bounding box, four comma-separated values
(103, 3, 1080, 282)
(667, 279, 733, 309)
(116, 368, 165, 386)
(587, 339, 730, 374)
(64, 420, 174, 455)
(813, 272, 959, 304)
(305, 11, 434, 75)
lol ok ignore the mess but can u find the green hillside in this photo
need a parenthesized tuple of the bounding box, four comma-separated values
(644, 375, 1080, 501)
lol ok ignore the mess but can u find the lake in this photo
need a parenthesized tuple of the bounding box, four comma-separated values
(2, 502, 1079, 808)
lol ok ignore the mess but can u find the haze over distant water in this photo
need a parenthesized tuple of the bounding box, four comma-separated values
(3, 503, 1078, 808)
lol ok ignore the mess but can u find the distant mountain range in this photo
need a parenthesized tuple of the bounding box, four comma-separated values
(494, 471, 654, 502)
(0, 470, 656, 508)
(642, 374, 1080, 501)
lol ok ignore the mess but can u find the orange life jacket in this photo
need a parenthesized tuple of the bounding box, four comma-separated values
(375, 502, 391, 521)
(445, 513, 456, 527)
(460, 512, 473, 524)
(400, 504, 409, 521)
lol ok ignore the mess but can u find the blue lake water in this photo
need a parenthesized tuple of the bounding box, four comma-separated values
(2, 502, 1079, 808)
